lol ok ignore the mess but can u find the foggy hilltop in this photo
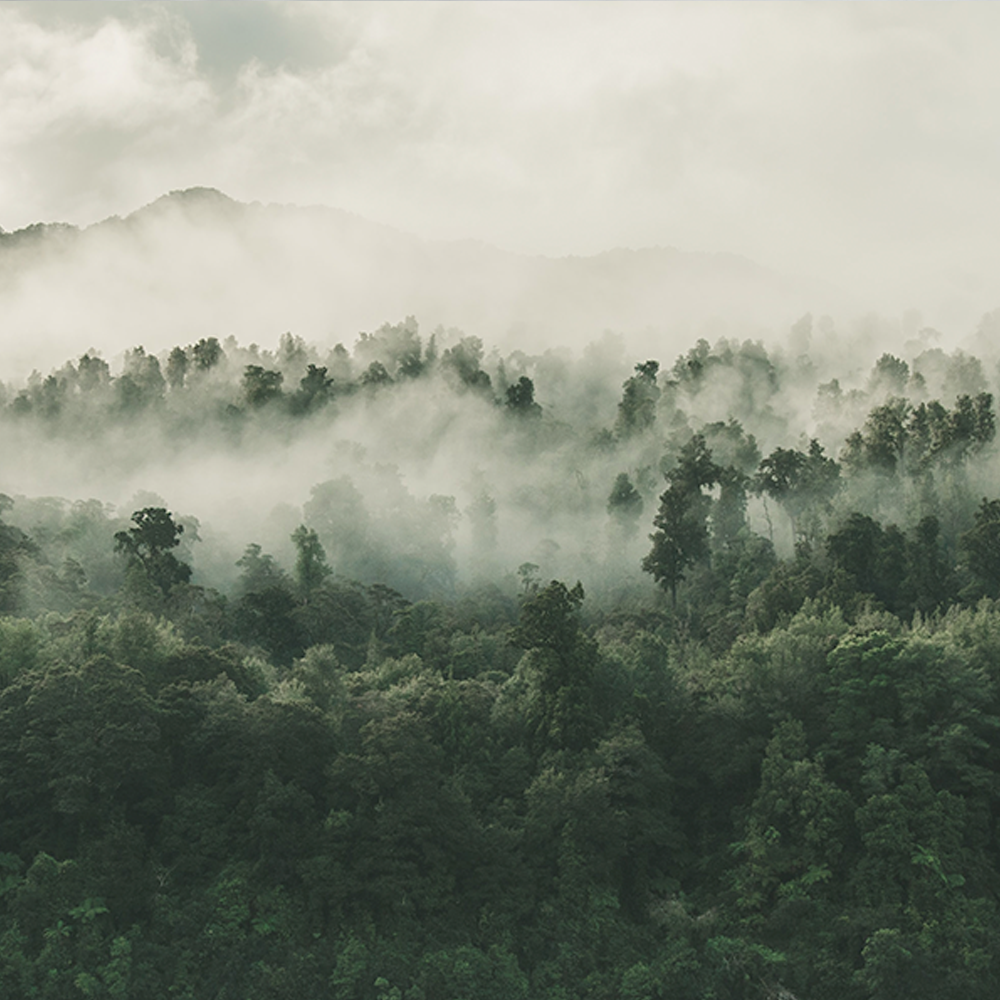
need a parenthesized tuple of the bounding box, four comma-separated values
(1, 184, 1000, 609)
(5, 188, 1000, 999)
(0, 186, 846, 380)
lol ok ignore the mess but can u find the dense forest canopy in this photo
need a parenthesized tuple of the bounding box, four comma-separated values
(4, 310, 1000, 997)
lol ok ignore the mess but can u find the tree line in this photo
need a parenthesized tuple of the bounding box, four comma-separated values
(2, 319, 1000, 996)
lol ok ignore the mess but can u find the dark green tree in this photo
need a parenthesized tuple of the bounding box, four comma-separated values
(606, 473, 644, 537)
(826, 513, 882, 598)
(903, 516, 953, 614)
(292, 364, 334, 414)
(113, 508, 191, 596)
(712, 465, 750, 550)
(755, 448, 807, 507)
(291, 525, 331, 598)
(0, 495, 35, 614)
(949, 392, 996, 460)
(234, 543, 290, 596)
(165, 346, 189, 390)
(869, 353, 910, 395)
(77, 352, 111, 392)
(118, 347, 165, 412)
(359, 360, 393, 389)
(513, 579, 585, 657)
(505, 376, 542, 417)
(960, 498, 1000, 597)
(242, 365, 284, 408)
(857, 398, 910, 475)
(669, 433, 720, 494)
(755, 440, 839, 542)
(513, 580, 599, 750)
(643, 435, 720, 607)
(615, 361, 660, 438)
(191, 337, 224, 371)
(441, 336, 492, 393)
(671, 339, 712, 384)
(232, 585, 304, 665)
(642, 484, 708, 608)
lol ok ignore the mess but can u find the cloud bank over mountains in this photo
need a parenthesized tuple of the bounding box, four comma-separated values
(0, 187, 850, 381)
(2, 1, 999, 333)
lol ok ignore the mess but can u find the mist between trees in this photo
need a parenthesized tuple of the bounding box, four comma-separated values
(4, 312, 1000, 996)
(3, 310, 1000, 605)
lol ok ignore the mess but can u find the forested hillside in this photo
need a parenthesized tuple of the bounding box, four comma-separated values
(3, 314, 1000, 998)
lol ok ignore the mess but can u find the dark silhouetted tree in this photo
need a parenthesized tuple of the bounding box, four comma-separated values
(643, 485, 708, 607)
(291, 525, 331, 598)
(165, 346, 189, 390)
(904, 516, 952, 614)
(505, 376, 542, 417)
(191, 336, 224, 371)
(643, 435, 720, 606)
(77, 352, 111, 392)
(607, 473, 644, 537)
(756, 440, 839, 540)
(826, 513, 882, 597)
(0, 495, 35, 613)
(292, 364, 333, 414)
(615, 360, 660, 438)
(961, 499, 1000, 597)
(360, 360, 393, 389)
(114, 507, 191, 595)
(441, 336, 492, 393)
(242, 365, 284, 408)
(869, 353, 910, 395)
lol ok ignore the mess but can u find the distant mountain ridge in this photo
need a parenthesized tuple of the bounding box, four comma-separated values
(0, 187, 848, 378)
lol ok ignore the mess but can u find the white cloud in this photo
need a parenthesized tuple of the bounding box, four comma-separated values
(0, 6, 211, 224)
(0, 10, 207, 137)
(1, 1, 999, 327)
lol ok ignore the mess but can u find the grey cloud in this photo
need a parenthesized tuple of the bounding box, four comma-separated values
(176, 1, 346, 81)
(0, 1, 999, 333)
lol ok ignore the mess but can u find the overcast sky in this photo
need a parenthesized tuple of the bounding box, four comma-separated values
(2, 1, 1000, 324)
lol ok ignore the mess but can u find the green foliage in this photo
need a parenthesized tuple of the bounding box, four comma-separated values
(5, 326, 1000, 996)
(292, 363, 334, 413)
(166, 345, 189, 389)
(755, 439, 839, 543)
(114, 507, 192, 597)
(506, 375, 542, 417)
(291, 525, 331, 597)
(961, 498, 1000, 597)
(643, 486, 709, 607)
(0, 500, 35, 613)
(242, 365, 284, 408)
(607, 472, 644, 538)
(0, 617, 41, 688)
(191, 336, 224, 371)
(441, 335, 492, 393)
(616, 360, 660, 438)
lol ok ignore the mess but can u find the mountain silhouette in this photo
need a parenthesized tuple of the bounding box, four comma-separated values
(0, 188, 848, 377)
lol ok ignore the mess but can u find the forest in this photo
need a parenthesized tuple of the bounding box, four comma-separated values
(3, 311, 1000, 998)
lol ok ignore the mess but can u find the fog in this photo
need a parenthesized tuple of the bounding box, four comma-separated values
(2, 3, 1000, 605)
(2, 2, 1000, 329)
(0, 188, 853, 380)
(4, 294, 1000, 609)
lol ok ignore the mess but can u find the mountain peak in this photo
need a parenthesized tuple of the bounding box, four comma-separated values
(124, 187, 243, 224)
(159, 187, 236, 207)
